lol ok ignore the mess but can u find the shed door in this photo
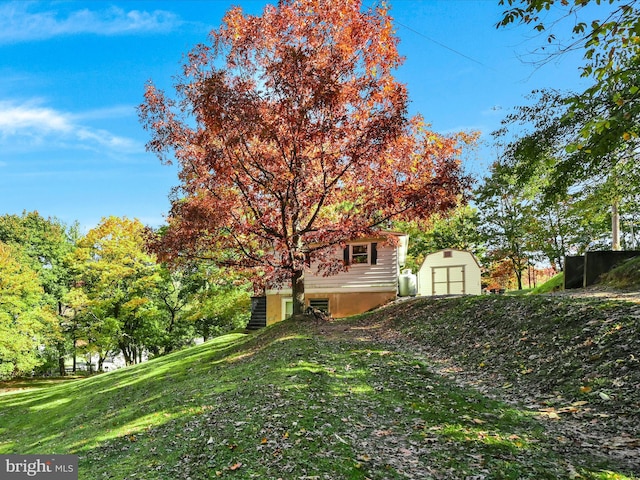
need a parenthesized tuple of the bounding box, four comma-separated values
(431, 265, 465, 295)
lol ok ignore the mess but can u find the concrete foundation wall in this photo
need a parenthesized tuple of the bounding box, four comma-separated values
(266, 291, 397, 324)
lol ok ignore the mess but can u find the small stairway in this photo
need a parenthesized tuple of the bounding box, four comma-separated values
(246, 296, 267, 330)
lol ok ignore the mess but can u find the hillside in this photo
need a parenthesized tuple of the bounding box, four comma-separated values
(1, 293, 639, 479)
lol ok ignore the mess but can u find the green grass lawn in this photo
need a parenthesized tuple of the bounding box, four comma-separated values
(1, 297, 638, 479)
(601, 256, 640, 289)
(528, 272, 565, 294)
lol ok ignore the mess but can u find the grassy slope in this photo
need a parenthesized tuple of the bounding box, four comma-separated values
(511, 253, 640, 296)
(1, 295, 639, 479)
(528, 272, 565, 294)
(601, 256, 640, 289)
(384, 295, 640, 414)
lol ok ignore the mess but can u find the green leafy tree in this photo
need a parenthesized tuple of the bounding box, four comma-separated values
(61, 287, 90, 372)
(494, 89, 638, 250)
(396, 206, 484, 271)
(496, 2, 640, 249)
(476, 164, 537, 290)
(72, 217, 160, 366)
(0, 212, 77, 375)
(187, 266, 251, 341)
(0, 212, 76, 305)
(148, 263, 202, 354)
(0, 242, 59, 378)
(524, 187, 615, 271)
(498, 0, 640, 149)
(76, 310, 121, 372)
(144, 225, 252, 352)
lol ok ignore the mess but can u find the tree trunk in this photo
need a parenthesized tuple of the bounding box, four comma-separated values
(87, 354, 93, 374)
(612, 200, 621, 251)
(120, 344, 134, 365)
(291, 268, 305, 316)
(510, 255, 524, 290)
(57, 340, 66, 376)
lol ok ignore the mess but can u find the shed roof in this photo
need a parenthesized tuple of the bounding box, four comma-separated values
(420, 248, 482, 269)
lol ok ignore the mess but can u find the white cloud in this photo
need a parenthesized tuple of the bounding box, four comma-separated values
(73, 105, 137, 121)
(0, 100, 140, 153)
(0, 101, 72, 133)
(0, 2, 181, 44)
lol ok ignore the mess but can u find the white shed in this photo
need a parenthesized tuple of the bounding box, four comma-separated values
(418, 249, 482, 296)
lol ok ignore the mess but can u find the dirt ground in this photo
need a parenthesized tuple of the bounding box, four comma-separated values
(547, 286, 640, 303)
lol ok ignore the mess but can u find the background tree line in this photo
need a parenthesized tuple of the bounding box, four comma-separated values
(481, 0, 640, 287)
(0, 212, 250, 379)
(1, 183, 635, 379)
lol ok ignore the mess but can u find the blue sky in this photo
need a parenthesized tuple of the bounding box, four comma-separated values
(0, 0, 594, 231)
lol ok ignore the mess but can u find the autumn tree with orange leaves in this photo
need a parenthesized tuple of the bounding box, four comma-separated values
(140, 0, 474, 315)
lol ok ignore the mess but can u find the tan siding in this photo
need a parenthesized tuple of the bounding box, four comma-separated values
(312, 292, 396, 318)
(266, 291, 397, 320)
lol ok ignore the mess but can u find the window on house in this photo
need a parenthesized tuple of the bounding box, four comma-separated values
(344, 242, 377, 265)
(443, 250, 453, 258)
(309, 298, 329, 314)
(351, 244, 369, 264)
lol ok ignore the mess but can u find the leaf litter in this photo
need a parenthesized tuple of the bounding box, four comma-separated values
(12, 290, 639, 479)
(152, 292, 639, 479)
(318, 292, 640, 478)
(122, 290, 640, 479)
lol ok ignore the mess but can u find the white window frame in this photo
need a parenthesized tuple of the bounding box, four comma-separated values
(350, 243, 370, 265)
(282, 297, 293, 320)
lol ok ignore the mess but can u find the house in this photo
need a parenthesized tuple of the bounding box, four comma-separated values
(417, 249, 482, 296)
(261, 232, 409, 325)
